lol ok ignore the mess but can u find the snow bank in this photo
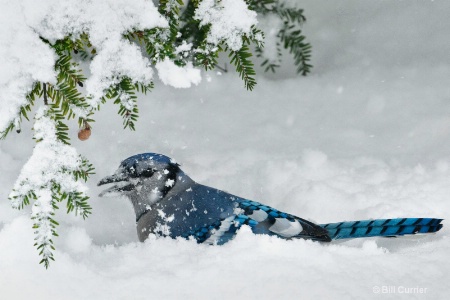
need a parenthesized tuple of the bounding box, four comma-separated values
(0, 216, 448, 299)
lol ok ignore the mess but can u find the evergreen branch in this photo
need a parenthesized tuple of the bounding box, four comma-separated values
(9, 108, 94, 268)
(1, 82, 42, 139)
(276, 5, 306, 24)
(32, 188, 58, 269)
(193, 39, 220, 71)
(125, 27, 173, 63)
(134, 81, 155, 95)
(74, 33, 96, 60)
(247, 0, 277, 12)
(40, 100, 72, 145)
(0, 123, 15, 140)
(229, 45, 257, 91)
(73, 156, 95, 182)
(179, 0, 209, 50)
(179, 0, 199, 38)
(43, 83, 48, 105)
(46, 53, 92, 124)
(0, 81, 42, 139)
(250, 1, 312, 75)
(65, 191, 92, 219)
(256, 40, 282, 73)
(195, 48, 219, 71)
(214, 64, 228, 73)
(55, 54, 87, 88)
(279, 24, 312, 75)
(159, 0, 184, 37)
(101, 78, 145, 130)
(116, 79, 140, 130)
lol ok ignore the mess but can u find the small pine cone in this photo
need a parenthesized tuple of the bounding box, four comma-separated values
(78, 124, 91, 141)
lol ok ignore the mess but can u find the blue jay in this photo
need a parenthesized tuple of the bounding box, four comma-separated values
(98, 153, 443, 244)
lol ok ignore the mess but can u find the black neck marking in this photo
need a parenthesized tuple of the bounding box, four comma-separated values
(159, 163, 180, 199)
(135, 163, 180, 223)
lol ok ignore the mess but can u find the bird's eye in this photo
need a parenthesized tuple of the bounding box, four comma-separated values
(141, 168, 155, 178)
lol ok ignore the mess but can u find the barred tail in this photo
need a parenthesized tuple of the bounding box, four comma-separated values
(320, 218, 443, 240)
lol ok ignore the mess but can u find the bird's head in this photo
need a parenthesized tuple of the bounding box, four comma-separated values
(97, 153, 182, 198)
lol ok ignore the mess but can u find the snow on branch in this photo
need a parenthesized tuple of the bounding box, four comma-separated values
(0, 0, 168, 134)
(9, 107, 93, 268)
(156, 58, 202, 88)
(194, 0, 258, 51)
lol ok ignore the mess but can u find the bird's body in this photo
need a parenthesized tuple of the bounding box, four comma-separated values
(98, 153, 443, 244)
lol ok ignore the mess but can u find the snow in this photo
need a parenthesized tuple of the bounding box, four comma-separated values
(86, 39, 155, 106)
(155, 58, 202, 88)
(0, 1, 56, 132)
(194, 0, 258, 51)
(1, 0, 450, 299)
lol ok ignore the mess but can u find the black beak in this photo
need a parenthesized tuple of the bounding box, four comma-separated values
(98, 173, 128, 186)
(98, 173, 135, 197)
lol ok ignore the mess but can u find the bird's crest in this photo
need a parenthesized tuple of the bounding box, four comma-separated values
(120, 153, 180, 169)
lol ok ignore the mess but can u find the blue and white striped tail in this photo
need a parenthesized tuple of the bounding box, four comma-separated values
(320, 218, 443, 240)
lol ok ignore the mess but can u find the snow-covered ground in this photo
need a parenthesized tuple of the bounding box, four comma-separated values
(1, 1, 450, 299)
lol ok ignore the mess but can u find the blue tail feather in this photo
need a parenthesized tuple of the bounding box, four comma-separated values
(320, 218, 443, 240)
